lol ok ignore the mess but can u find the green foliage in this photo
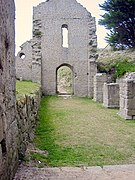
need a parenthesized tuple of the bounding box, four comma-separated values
(57, 66, 73, 94)
(16, 80, 40, 96)
(34, 96, 135, 166)
(115, 58, 135, 78)
(98, 57, 135, 80)
(99, 0, 135, 49)
(58, 67, 72, 86)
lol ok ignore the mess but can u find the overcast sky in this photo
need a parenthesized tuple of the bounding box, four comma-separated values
(15, 0, 108, 53)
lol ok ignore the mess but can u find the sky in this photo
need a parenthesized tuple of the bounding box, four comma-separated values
(15, 0, 108, 53)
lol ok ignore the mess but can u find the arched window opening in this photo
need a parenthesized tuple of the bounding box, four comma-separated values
(62, 24, 68, 48)
(56, 65, 73, 95)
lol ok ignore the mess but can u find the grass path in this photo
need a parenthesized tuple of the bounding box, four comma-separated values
(33, 96, 135, 167)
(16, 80, 40, 97)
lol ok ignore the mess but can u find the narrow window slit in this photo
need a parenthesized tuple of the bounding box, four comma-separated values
(62, 24, 68, 48)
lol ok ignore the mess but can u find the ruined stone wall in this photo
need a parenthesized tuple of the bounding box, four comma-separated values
(103, 83, 119, 108)
(119, 73, 135, 119)
(88, 61, 97, 97)
(32, 12, 42, 84)
(16, 90, 41, 160)
(0, 0, 18, 179)
(16, 41, 33, 81)
(93, 73, 107, 102)
(33, 0, 97, 97)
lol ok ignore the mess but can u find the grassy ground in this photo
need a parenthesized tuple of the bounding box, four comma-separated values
(33, 96, 135, 167)
(16, 80, 40, 96)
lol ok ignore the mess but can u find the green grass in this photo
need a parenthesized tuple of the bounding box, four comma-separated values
(16, 80, 40, 96)
(34, 96, 135, 167)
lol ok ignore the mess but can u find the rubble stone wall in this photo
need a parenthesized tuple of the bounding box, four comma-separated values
(0, 0, 18, 179)
(16, 90, 41, 160)
(103, 83, 119, 108)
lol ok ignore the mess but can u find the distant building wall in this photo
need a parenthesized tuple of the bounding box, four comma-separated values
(16, 41, 33, 81)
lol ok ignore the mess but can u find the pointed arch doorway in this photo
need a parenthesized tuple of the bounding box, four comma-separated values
(56, 64, 74, 95)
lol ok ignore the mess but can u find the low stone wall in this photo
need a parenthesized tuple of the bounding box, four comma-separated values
(16, 89, 41, 160)
(119, 73, 135, 119)
(93, 73, 107, 102)
(103, 83, 119, 108)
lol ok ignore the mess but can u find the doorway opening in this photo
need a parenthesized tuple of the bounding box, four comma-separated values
(56, 64, 73, 95)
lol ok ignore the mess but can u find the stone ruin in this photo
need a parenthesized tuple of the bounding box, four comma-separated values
(93, 73, 107, 102)
(15, 0, 135, 120)
(16, 0, 98, 97)
(119, 73, 135, 119)
(0, 0, 135, 180)
(103, 83, 119, 108)
(1, 1, 97, 179)
(16, 41, 33, 82)
(93, 72, 135, 120)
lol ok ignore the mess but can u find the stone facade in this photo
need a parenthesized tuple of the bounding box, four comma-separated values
(16, 0, 97, 97)
(93, 73, 107, 102)
(119, 73, 135, 119)
(103, 83, 119, 108)
(16, 41, 33, 81)
(0, 0, 18, 179)
(35, 0, 97, 97)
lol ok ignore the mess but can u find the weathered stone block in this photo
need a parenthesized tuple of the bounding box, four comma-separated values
(119, 72, 135, 120)
(93, 73, 107, 102)
(103, 83, 119, 108)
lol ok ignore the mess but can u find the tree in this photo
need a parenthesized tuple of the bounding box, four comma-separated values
(99, 0, 135, 49)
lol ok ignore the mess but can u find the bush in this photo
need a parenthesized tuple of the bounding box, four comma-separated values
(97, 57, 135, 81)
(115, 59, 135, 78)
